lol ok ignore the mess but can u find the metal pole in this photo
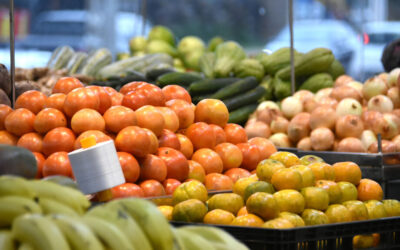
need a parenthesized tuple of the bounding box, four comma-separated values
(289, 0, 295, 95)
(9, 0, 15, 108)
(141, 0, 147, 36)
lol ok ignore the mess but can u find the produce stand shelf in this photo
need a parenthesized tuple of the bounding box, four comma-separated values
(171, 217, 400, 250)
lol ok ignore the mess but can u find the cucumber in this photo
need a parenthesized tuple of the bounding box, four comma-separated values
(90, 80, 120, 87)
(223, 85, 266, 111)
(156, 72, 203, 87)
(192, 94, 213, 104)
(146, 67, 176, 81)
(125, 70, 148, 82)
(67, 52, 88, 74)
(228, 104, 258, 125)
(77, 48, 112, 77)
(47, 45, 75, 70)
(210, 76, 258, 100)
(188, 77, 239, 95)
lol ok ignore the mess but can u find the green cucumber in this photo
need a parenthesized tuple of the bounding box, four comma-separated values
(125, 70, 148, 82)
(188, 78, 239, 95)
(210, 76, 258, 100)
(192, 94, 213, 104)
(145, 67, 176, 81)
(228, 104, 258, 125)
(156, 72, 203, 87)
(223, 85, 266, 111)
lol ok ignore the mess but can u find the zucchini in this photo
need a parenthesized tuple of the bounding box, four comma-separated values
(146, 67, 176, 81)
(96, 55, 146, 80)
(188, 77, 239, 95)
(210, 76, 258, 100)
(228, 104, 258, 125)
(67, 52, 88, 74)
(156, 72, 203, 87)
(223, 85, 266, 111)
(77, 48, 112, 77)
(47, 45, 75, 70)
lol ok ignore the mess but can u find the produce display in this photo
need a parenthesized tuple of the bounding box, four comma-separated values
(246, 69, 400, 153)
(0, 176, 248, 250)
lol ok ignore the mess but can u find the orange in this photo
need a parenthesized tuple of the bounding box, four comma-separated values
(237, 206, 248, 216)
(34, 108, 67, 134)
(248, 137, 277, 160)
(139, 180, 166, 197)
(290, 165, 315, 188)
(243, 181, 275, 202)
(307, 162, 335, 181)
(204, 173, 233, 191)
(15, 90, 47, 114)
(246, 192, 279, 221)
(382, 199, 400, 217)
(5, 108, 35, 136)
(301, 187, 329, 211)
(233, 176, 258, 197)
(301, 209, 329, 226)
(103, 106, 136, 133)
(364, 200, 388, 219)
(325, 204, 352, 223)
(162, 85, 191, 103)
(237, 143, 261, 171)
(203, 209, 235, 225)
(165, 99, 194, 129)
(172, 199, 208, 222)
(17, 132, 43, 153)
(299, 155, 324, 165)
(186, 122, 216, 150)
(224, 123, 247, 145)
(172, 180, 208, 204)
(191, 148, 223, 174)
(207, 193, 244, 215)
(70, 108, 106, 134)
(176, 134, 193, 159)
(42, 127, 75, 156)
(262, 218, 294, 229)
(342, 200, 369, 221)
(52, 77, 84, 94)
(353, 234, 376, 249)
(337, 181, 358, 203)
(231, 214, 264, 227)
(117, 152, 140, 183)
(33, 152, 45, 179)
(278, 212, 305, 227)
(135, 105, 165, 136)
(42, 152, 73, 177)
(85, 86, 112, 114)
(63, 87, 100, 117)
(357, 178, 383, 201)
(0, 104, 13, 130)
(158, 205, 174, 220)
(115, 126, 152, 157)
(273, 189, 305, 214)
(224, 168, 251, 183)
(256, 159, 285, 183)
(187, 160, 206, 183)
(271, 168, 303, 191)
(43, 93, 66, 112)
(73, 130, 111, 149)
(0, 130, 17, 145)
(195, 99, 229, 128)
(157, 147, 189, 182)
(333, 162, 362, 185)
(269, 151, 300, 167)
(315, 180, 342, 204)
(214, 142, 243, 171)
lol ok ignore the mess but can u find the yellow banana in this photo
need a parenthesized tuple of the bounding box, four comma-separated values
(27, 180, 90, 214)
(86, 205, 152, 250)
(0, 196, 42, 227)
(107, 198, 174, 250)
(0, 176, 35, 198)
(82, 216, 133, 250)
(0, 230, 15, 250)
(173, 227, 217, 250)
(38, 197, 79, 217)
(12, 214, 70, 250)
(17, 242, 34, 250)
(48, 214, 104, 250)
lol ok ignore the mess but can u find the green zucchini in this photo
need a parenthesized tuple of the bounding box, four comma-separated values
(210, 76, 258, 100)
(47, 45, 75, 70)
(96, 55, 146, 79)
(188, 77, 239, 95)
(228, 104, 258, 125)
(146, 67, 176, 81)
(156, 72, 203, 87)
(223, 85, 266, 111)
(77, 48, 112, 77)
(67, 52, 88, 74)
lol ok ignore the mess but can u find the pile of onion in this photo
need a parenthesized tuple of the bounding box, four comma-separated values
(335, 115, 364, 139)
(309, 106, 336, 130)
(362, 76, 388, 100)
(336, 137, 366, 152)
(310, 127, 335, 151)
(287, 113, 310, 143)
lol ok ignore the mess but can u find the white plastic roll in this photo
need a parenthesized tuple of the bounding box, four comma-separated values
(68, 140, 125, 194)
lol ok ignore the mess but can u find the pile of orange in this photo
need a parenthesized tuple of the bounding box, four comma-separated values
(0, 77, 279, 199)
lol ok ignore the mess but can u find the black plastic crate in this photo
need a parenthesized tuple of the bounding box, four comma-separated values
(172, 217, 400, 250)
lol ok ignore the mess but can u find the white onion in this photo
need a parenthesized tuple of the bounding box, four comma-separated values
(362, 76, 388, 100)
(297, 137, 312, 150)
(392, 134, 400, 152)
(303, 98, 318, 113)
(336, 98, 363, 117)
(361, 130, 377, 150)
(346, 81, 363, 94)
(368, 140, 397, 153)
(293, 90, 314, 103)
(287, 113, 310, 143)
(310, 106, 337, 130)
(392, 109, 400, 119)
(281, 97, 303, 119)
(368, 95, 394, 113)
(388, 68, 400, 87)
(317, 97, 338, 109)
(269, 133, 292, 148)
(310, 127, 335, 151)
(257, 101, 280, 112)
(379, 113, 400, 140)
(362, 110, 383, 130)
(335, 115, 364, 139)
(337, 137, 366, 152)
(270, 116, 289, 134)
(378, 72, 389, 84)
(315, 88, 333, 102)
(330, 85, 362, 102)
(387, 87, 400, 109)
(246, 117, 257, 126)
(245, 121, 271, 139)
(334, 75, 353, 87)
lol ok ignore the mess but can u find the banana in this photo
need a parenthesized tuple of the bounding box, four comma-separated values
(173, 227, 217, 250)
(0, 176, 35, 198)
(38, 197, 79, 217)
(48, 214, 104, 250)
(0, 196, 42, 227)
(107, 198, 174, 250)
(12, 214, 70, 250)
(0, 230, 15, 250)
(26, 180, 90, 214)
(86, 205, 152, 250)
(179, 226, 248, 250)
(18, 242, 33, 250)
(82, 216, 133, 250)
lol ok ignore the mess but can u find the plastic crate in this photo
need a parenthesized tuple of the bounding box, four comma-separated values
(172, 217, 400, 250)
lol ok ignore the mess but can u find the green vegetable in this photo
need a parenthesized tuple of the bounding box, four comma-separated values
(259, 47, 300, 75)
(213, 41, 247, 78)
(210, 76, 258, 100)
(182, 50, 204, 71)
(77, 48, 112, 77)
(273, 77, 291, 100)
(47, 45, 75, 70)
(146, 40, 178, 57)
(228, 104, 258, 125)
(299, 73, 334, 93)
(222, 85, 266, 111)
(0, 145, 37, 178)
(145, 67, 176, 81)
(326, 59, 345, 80)
(129, 36, 147, 53)
(199, 52, 215, 78)
(207, 36, 224, 52)
(116, 53, 130, 61)
(157, 72, 203, 87)
(148, 25, 175, 46)
(259, 75, 274, 101)
(66, 52, 87, 74)
(191, 94, 213, 104)
(188, 77, 239, 95)
(234, 58, 265, 81)
(178, 36, 205, 57)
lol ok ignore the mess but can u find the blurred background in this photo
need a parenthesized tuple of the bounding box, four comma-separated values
(0, 0, 399, 81)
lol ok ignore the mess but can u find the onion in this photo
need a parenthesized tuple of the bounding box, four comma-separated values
(269, 133, 292, 148)
(362, 110, 383, 130)
(303, 98, 318, 113)
(293, 90, 314, 103)
(281, 97, 303, 119)
(270, 116, 289, 134)
(362, 76, 388, 100)
(368, 95, 394, 113)
(310, 106, 336, 130)
(388, 68, 400, 87)
(378, 72, 389, 84)
(297, 137, 312, 150)
(315, 88, 333, 102)
(246, 117, 257, 127)
(256, 109, 273, 125)
(368, 140, 397, 153)
(310, 127, 335, 151)
(346, 81, 363, 94)
(378, 113, 400, 140)
(335, 115, 364, 139)
(334, 75, 353, 87)
(336, 98, 363, 117)
(387, 87, 400, 109)
(245, 121, 271, 139)
(257, 101, 280, 112)
(392, 109, 400, 119)
(361, 130, 377, 150)
(330, 85, 362, 102)
(392, 134, 400, 152)
(337, 137, 366, 152)
(287, 113, 310, 143)
(317, 97, 338, 109)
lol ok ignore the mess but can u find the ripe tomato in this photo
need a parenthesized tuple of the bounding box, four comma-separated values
(70, 108, 105, 134)
(111, 183, 144, 199)
(210, 124, 226, 145)
(109, 92, 124, 106)
(119, 81, 148, 95)
(140, 180, 166, 197)
(163, 178, 182, 195)
(135, 84, 165, 107)
(139, 154, 167, 182)
(248, 137, 277, 160)
(165, 99, 194, 129)
(0, 104, 13, 130)
(52, 77, 84, 94)
(135, 105, 165, 136)
(17, 132, 43, 152)
(117, 152, 140, 183)
(187, 160, 206, 183)
(142, 128, 159, 155)
(195, 99, 229, 127)
(4, 108, 35, 136)
(224, 123, 248, 144)
(115, 126, 152, 158)
(42, 127, 76, 156)
(157, 147, 189, 181)
(186, 122, 216, 150)
(158, 129, 180, 149)
(237, 143, 261, 171)
(63, 87, 100, 117)
(34, 108, 67, 134)
(103, 106, 136, 133)
(73, 130, 111, 149)
(85, 86, 112, 114)
(162, 85, 191, 103)
(214, 142, 243, 171)
(157, 107, 179, 132)
(103, 86, 118, 95)
(224, 168, 251, 183)
(33, 152, 45, 179)
(15, 90, 47, 114)
(176, 134, 193, 159)
(121, 90, 148, 111)
(42, 151, 73, 177)
(204, 173, 233, 190)
(44, 93, 66, 112)
(0, 130, 17, 145)
(191, 148, 223, 174)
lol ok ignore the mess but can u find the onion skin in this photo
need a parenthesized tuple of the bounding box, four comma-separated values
(335, 115, 364, 139)
(361, 130, 377, 150)
(337, 137, 366, 153)
(297, 137, 312, 151)
(310, 127, 335, 151)
(293, 90, 314, 103)
(392, 109, 400, 119)
(315, 88, 333, 102)
(334, 75, 353, 87)
(336, 98, 363, 117)
(387, 87, 400, 109)
(317, 97, 338, 109)
(287, 112, 311, 143)
(281, 97, 303, 119)
(270, 116, 289, 134)
(368, 95, 394, 113)
(303, 98, 318, 113)
(269, 133, 292, 148)
(245, 121, 271, 139)
(375, 113, 400, 140)
(392, 134, 400, 152)
(368, 140, 397, 153)
(362, 76, 388, 100)
(362, 110, 383, 130)
(330, 85, 362, 102)
(310, 106, 336, 130)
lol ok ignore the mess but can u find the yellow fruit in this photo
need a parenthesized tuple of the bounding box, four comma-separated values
(243, 181, 275, 202)
(172, 180, 208, 205)
(172, 199, 208, 222)
(382, 199, 400, 217)
(203, 209, 235, 225)
(308, 162, 335, 181)
(353, 234, 375, 249)
(262, 218, 294, 229)
(315, 180, 342, 204)
(246, 192, 279, 221)
(342, 200, 369, 221)
(233, 176, 258, 197)
(207, 193, 244, 215)
(337, 181, 358, 203)
(290, 165, 315, 188)
(333, 162, 361, 185)
(301, 209, 329, 226)
(278, 212, 305, 227)
(301, 187, 329, 211)
(271, 168, 303, 191)
(158, 205, 173, 220)
(325, 204, 352, 223)
(231, 214, 264, 227)
(256, 159, 285, 183)
(364, 200, 388, 219)
(273, 189, 305, 214)
(269, 151, 300, 167)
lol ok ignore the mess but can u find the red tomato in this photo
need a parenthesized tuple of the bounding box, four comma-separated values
(111, 183, 144, 199)
(163, 178, 182, 195)
(157, 147, 189, 181)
